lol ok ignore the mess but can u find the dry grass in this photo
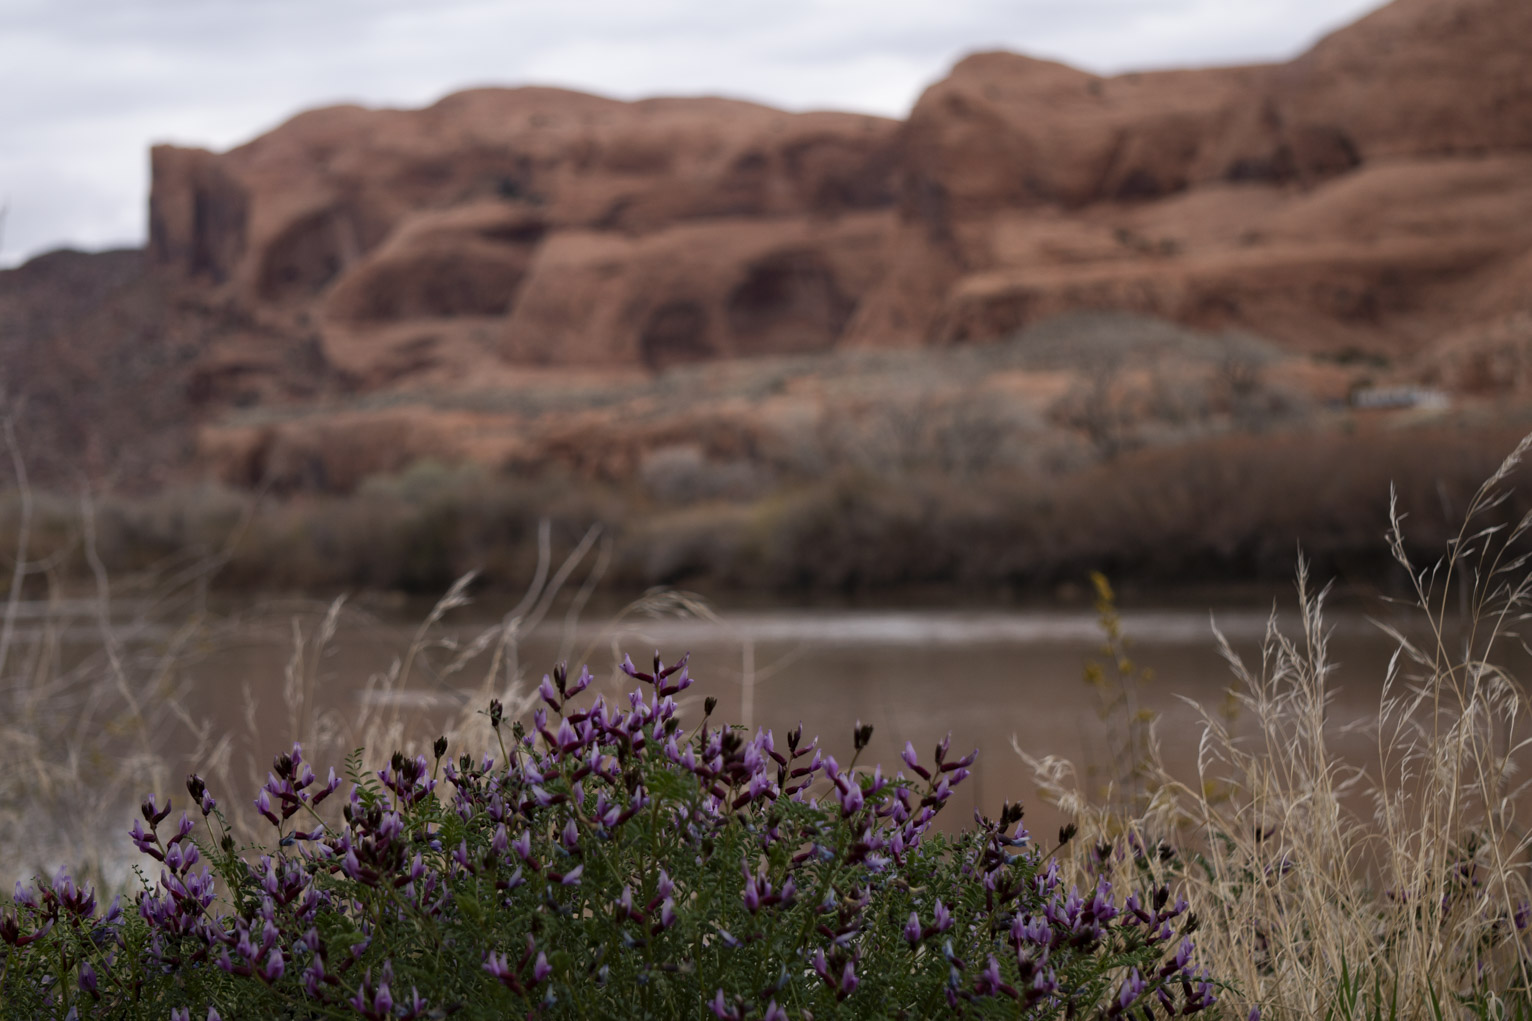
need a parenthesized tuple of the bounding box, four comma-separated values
(0, 404, 730, 890)
(1029, 434, 1532, 1018)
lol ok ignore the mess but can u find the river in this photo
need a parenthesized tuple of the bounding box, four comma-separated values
(173, 591, 1447, 838)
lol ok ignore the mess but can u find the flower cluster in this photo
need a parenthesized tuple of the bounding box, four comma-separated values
(0, 653, 1221, 1019)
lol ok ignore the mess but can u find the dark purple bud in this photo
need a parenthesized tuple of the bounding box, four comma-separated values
(141, 794, 172, 826)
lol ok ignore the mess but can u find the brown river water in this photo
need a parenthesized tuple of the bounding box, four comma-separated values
(172, 592, 1447, 839)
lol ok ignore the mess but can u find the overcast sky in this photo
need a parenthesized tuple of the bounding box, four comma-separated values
(0, 0, 1389, 267)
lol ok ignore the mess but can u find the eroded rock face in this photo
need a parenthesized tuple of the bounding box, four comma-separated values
(14, 0, 1531, 490)
(846, 0, 1532, 354)
(147, 88, 900, 384)
(140, 0, 1532, 391)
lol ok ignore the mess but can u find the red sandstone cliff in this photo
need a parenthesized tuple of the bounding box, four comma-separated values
(5, 0, 1530, 492)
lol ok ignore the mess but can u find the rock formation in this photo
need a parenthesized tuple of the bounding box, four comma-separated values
(850, 0, 1532, 352)
(4, 0, 1529, 492)
(147, 90, 899, 385)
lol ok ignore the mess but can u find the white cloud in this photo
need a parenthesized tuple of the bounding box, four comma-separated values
(0, 0, 1388, 266)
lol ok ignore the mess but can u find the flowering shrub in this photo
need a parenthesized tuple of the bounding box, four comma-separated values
(1, 655, 1220, 1019)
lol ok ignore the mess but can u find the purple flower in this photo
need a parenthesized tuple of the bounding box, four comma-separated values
(1118, 968, 1145, 1011)
(708, 990, 739, 1020)
(840, 959, 859, 997)
(902, 741, 931, 780)
(975, 955, 1018, 998)
(253, 790, 279, 826)
(141, 793, 172, 825)
(904, 911, 922, 947)
(484, 951, 511, 981)
(258, 947, 285, 984)
(1173, 937, 1195, 971)
(129, 819, 161, 859)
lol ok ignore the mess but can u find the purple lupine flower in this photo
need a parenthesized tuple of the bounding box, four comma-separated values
(1172, 937, 1195, 971)
(840, 959, 859, 997)
(129, 819, 161, 859)
(708, 990, 740, 1020)
(169, 813, 196, 844)
(303, 956, 326, 998)
(533, 952, 552, 983)
(931, 898, 952, 932)
(555, 718, 580, 753)
(484, 951, 513, 982)
(812, 949, 830, 983)
(904, 911, 922, 947)
(253, 790, 279, 826)
(1117, 968, 1145, 1011)
(257, 947, 285, 984)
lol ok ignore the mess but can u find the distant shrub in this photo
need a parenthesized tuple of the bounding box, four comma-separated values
(1, 657, 1217, 1019)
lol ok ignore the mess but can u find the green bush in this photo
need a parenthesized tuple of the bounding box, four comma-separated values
(2, 657, 1217, 1019)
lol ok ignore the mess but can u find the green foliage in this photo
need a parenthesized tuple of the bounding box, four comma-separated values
(0, 658, 1217, 1019)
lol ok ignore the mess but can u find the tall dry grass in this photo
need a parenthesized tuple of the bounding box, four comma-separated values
(1029, 434, 1532, 1018)
(0, 403, 736, 890)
